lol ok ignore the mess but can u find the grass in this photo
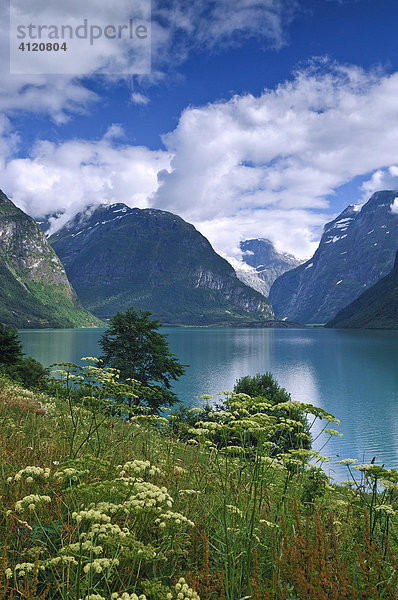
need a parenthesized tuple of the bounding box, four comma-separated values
(0, 366, 397, 600)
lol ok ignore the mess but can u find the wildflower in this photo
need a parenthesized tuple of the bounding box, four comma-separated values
(9, 466, 51, 484)
(375, 504, 396, 515)
(336, 458, 358, 465)
(5, 568, 12, 580)
(15, 494, 51, 513)
(155, 510, 194, 528)
(226, 505, 243, 517)
(174, 578, 200, 600)
(83, 558, 119, 573)
(72, 509, 111, 524)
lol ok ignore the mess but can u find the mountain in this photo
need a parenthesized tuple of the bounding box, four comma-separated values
(49, 203, 274, 325)
(269, 190, 398, 324)
(0, 190, 101, 329)
(240, 239, 303, 296)
(326, 251, 398, 329)
(223, 255, 269, 297)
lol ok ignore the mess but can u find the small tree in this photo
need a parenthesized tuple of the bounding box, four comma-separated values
(99, 307, 186, 410)
(0, 323, 23, 365)
(234, 372, 291, 404)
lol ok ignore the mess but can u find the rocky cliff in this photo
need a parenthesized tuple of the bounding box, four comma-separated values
(0, 190, 101, 328)
(269, 190, 398, 324)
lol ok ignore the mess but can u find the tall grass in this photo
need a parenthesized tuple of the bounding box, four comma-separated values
(0, 365, 397, 600)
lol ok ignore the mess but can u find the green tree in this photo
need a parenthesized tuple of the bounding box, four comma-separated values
(0, 323, 47, 388)
(99, 307, 186, 410)
(0, 323, 23, 365)
(234, 372, 291, 404)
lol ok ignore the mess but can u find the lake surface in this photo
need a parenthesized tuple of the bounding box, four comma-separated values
(18, 327, 398, 482)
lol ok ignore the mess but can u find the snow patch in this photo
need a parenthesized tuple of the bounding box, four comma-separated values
(325, 234, 348, 244)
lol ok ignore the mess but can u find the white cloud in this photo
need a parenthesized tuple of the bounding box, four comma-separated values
(361, 166, 398, 199)
(150, 62, 398, 257)
(0, 128, 171, 229)
(151, 0, 298, 66)
(391, 197, 398, 215)
(131, 92, 150, 105)
(0, 0, 298, 123)
(4, 61, 398, 260)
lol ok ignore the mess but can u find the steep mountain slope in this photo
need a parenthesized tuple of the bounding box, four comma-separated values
(240, 239, 303, 296)
(326, 251, 398, 329)
(223, 255, 269, 297)
(50, 204, 274, 325)
(0, 190, 101, 328)
(269, 190, 398, 324)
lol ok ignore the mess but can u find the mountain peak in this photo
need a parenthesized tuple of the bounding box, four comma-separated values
(50, 205, 274, 325)
(270, 189, 398, 324)
(238, 238, 302, 296)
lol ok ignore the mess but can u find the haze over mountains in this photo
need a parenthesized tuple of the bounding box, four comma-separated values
(49, 203, 274, 326)
(269, 190, 398, 324)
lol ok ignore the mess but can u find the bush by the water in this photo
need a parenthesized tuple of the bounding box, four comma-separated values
(0, 361, 397, 600)
(0, 323, 48, 389)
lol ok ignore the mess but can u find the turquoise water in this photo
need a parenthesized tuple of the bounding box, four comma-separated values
(18, 327, 398, 481)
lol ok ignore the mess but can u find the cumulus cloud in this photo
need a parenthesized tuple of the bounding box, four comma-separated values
(361, 166, 398, 199)
(0, 126, 170, 230)
(4, 61, 398, 259)
(151, 62, 398, 257)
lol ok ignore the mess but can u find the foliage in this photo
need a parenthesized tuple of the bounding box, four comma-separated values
(172, 373, 312, 455)
(234, 373, 312, 453)
(1, 356, 48, 389)
(99, 307, 186, 409)
(0, 323, 23, 365)
(0, 370, 397, 600)
(234, 372, 290, 403)
(0, 323, 48, 389)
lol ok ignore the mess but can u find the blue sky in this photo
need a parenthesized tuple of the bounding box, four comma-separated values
(2, 0, 398, 258)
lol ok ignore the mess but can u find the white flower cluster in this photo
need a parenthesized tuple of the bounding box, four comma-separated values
(14, 563, 35, 578)
(173, 466, 186, 475)
(175, 578, 200, 600)
(60, 541, 103, 555)
(15, 494, 51, 512)
(117, 460, 161, 478)
(89, 522, 129, 539)
(54, 467, 89, 482)
(127, 481, 173, 510)
(42, 555, 78, 568)
(226, 505, 243, 517)
(83, 558, 119, 574)
(111, 593, 147, 600)
(155, 510, 195, 529)
(72, 509, 111, 524)
(7, 465, 51, 484)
